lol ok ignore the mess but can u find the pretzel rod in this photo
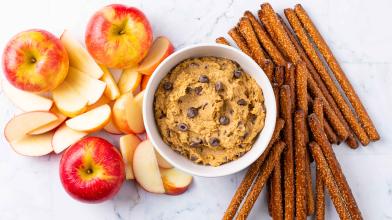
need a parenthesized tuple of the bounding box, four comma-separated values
(294, 110, 307, 220)
(308, 114, 363, 219)
(222, 118, 285, 220)
(324, 118, 339, 144)
(284, 63, 296, 111)
(258, 10, 282, 57)
(228, 27, 252, 57)
(271, 160, 283, 220)
(314, 96, 339, 144)
(263, 59, 275, 82)
(273, 83, 280, 115)
(267, 179, 272, 217)
(309, 142, 351, 220)
(274, 65, 285, 87)
(280, 85, 295, 220)
(304, 146, 315, 216)
(315, 168, 325, 220)
(278, 13, 357, 146)
(244, 11, 287, 66)
(238, 17, 267, 67)
(216, 37, 230, 45)
(236, 141, 286, 219)
(259, 3, 301, 63)
(284, 8, 370, 146)
(295, 61, 310, 143)
(294, 4, 379, 141)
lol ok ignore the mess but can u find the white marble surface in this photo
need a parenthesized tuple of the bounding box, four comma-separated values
(0, 0, 391, 219)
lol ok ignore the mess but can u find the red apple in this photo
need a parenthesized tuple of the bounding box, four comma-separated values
(2, 29, 69, 93)
(59, 137, 125, 203)
(85, 4, 153, 69)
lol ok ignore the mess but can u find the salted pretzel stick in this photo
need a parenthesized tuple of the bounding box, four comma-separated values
(228, 27, 252, 57)
(216, 37, 230, 45)
(314, 97, 338, 144)
(278, 13, 357, 147)
(238, 17, 267, 65)
(294, 110, 307, 220)
(244, 11, 287, 66)
(324, 118, 339, 144)
(263, 59, 275, 82)
(274, 66, 285, 87)
(315, 169, 326, 220)
(304, 148, 315, 216)
(273, 83, 280, 115)
(236, 141, 286, 219)
(284, 63, 295, 111)
(294, 4, 379, 141)
(222, 118, 285, 220)
(271, 160, 283, 220)
(309, 142, 351, 220)
(308, 114, 363, 219)
(285, 9, 370, 146)
(280, 85, 295, 220)
(267, 179, 272, 217)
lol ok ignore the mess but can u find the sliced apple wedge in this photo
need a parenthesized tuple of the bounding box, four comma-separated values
(2, 80, 53, 112)
(60, 30, 103, 79)
(137, 36, 174, 75)
(133, 140, 165, 193)
(29, 107, 67, 135)
(52, 81, 88, 117)
(10, 131, 54, 156)
(141, 75, 150, 90)
(160, 168, 192, 195)
(52, 124, 88, 154)
(119, 134, 141, 180)
(104, 118, 123, 135)
(118, 69, 142, 94)
(4, 111, 58, 142)
(113, 93, 134, 134)
(155, 151, 173, 169)
(100, 65, 120, 100)
(66, 104, 111, 132)
(126, 90, 145, 134)
(66, 67, 106, 105)
(86, 95, 110, 112)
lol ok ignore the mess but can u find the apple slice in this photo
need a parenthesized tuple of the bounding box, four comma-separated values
(86, 95, 110, 112)
(10, 131, 54, 156)
(52, 81, 88, 117)
(66, 67, 106, 105)
(137, 36, 174, 75)
(29, 107, 67, 135)
(155, 151, 173, 169)
(126, 90, 145, 134)
(2, 80, 53, 112)
(100, 65, 120, 100)
(141, 75, 150, 90)
(66, 104, 111, 132)
(112, 93, 134, 134)
(52, 124, 88, 154)
(133, 140, 165, 193)
(119, 134, 141, 180)
(60, 30, 103, 79)
(160, 168, 193, 195)
(118, 69, 142, 94)
(104, 118, 123, 134)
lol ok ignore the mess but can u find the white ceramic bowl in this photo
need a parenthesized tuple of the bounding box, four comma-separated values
(143, 43, 276, 177)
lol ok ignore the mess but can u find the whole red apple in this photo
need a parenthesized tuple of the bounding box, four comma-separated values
(2, 29, 69, 93)
(60, 136, 125, 203)
(85, 4, 153, 68)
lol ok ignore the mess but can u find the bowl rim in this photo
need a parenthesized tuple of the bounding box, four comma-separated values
(143, 43, 276, 177)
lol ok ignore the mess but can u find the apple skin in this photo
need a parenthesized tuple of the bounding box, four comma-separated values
(2, 29, 69, 93)
(59, 137, 125, 203)
(85, 4, 153, 69)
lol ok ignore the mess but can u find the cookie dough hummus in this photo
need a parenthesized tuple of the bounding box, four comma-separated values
(154, 57, 265, 166)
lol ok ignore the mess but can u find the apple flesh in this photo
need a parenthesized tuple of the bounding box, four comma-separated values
(100, 65, 120, 100)
(160, 168, 192, 195)
(60, 30, 103, 79)
(112, 92, 134, 134)
(155, 151, 173, 169)
(60, 137, 125, 203)
(85, 4, 153, 68)
(133, 140, 165, 193)
(66, 104, 111, 132)
(29, 107, 67, 135)
(52, 124, 88, 154)
(141, 75, 150, 90)
(2, 29, 69, 93)
(118, 69, 142, 94)
(137, 36, 174, 75)
(52, 81, 88, 117)
(126, 90, 145, 134)
(10, 131, 54, 156)
(119, 134, 141, 180)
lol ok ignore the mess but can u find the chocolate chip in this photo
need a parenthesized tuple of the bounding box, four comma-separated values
(215, 81, 224, 92)
(237, 99, 247, 106)
(187, 107, 198, 118)
(199, 75, 209, 83)
(185, 87, 192, 94)
(249, 114, 257, 123)
(163, 82, 173, 91)
(178, 123, 188, 131)
(194, 86, 203, 95)
(190, 155, 199, 161)
(233, 70, 242, 78)
(219, 116, 230, 125)
(190, 138, 202, 147)
(209, 137, 220, 146)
